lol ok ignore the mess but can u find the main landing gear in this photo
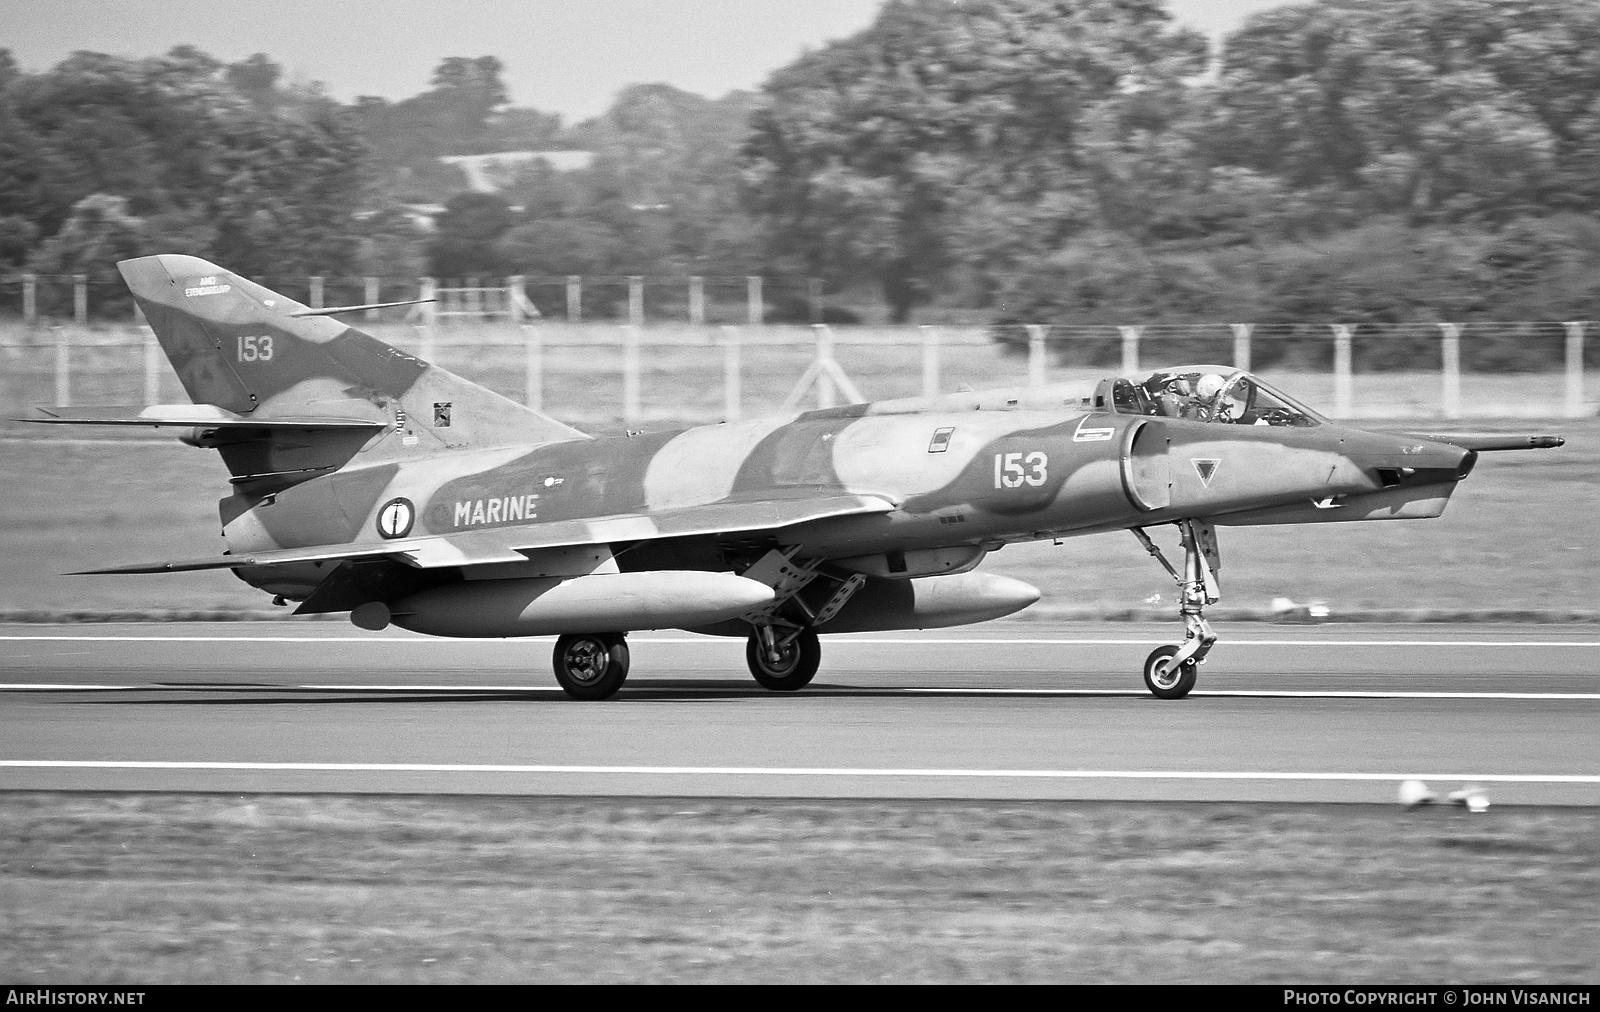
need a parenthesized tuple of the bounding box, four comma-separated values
(1132, 520, 1220, 700)
(738, 547, 864, 693)
(745, 626, 821, 691)
(552, 632, 629, 700)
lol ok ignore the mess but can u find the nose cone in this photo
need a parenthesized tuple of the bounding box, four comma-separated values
(1343, 430, 1476, 490)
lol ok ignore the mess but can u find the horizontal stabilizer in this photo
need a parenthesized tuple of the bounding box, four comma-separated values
(24, 405, 385, 430)
(1395, 431, 1565, 452)
(71, 494, 897, 575)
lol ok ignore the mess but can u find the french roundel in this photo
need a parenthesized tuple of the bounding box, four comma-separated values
(376, 497, 415, 539)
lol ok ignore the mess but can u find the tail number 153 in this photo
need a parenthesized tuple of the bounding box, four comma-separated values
(237, 335, 274, 362)
(994, 451, 1047, 488)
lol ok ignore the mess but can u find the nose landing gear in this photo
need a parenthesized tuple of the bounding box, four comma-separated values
(1133, 520, 1220, 700)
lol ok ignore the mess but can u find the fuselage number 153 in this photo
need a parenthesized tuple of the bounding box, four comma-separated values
(994, 451, 1048, 488)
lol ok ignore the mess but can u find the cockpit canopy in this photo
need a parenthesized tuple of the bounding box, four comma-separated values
(1093, 366, 1325, 427)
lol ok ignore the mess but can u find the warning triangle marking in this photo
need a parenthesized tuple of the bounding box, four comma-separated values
(1193, 458, 1220, 487)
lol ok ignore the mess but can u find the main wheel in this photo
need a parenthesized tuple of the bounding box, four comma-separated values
(1143, 644, 1197, 700)
(552, 632, 629, 700)
(746, 628, 820, 691)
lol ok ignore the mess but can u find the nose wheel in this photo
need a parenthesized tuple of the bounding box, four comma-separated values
(1143, 644, 1198, 699)
(1132, 520, 1220, 700)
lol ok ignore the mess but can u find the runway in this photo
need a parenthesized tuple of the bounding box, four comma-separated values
(1, 621, 1596, 804)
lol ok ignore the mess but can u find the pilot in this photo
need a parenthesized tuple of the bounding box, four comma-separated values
(1192, 373, 1228, 421)
(1165, 373, 1225, 421)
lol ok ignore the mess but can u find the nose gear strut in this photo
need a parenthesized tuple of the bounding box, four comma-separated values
(1132, 520, 1220, 699)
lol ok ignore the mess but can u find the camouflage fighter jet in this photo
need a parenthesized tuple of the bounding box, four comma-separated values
(27, 256, 1565, 699)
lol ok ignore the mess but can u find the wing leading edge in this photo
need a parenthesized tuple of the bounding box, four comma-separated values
(71, 494, 898, 575)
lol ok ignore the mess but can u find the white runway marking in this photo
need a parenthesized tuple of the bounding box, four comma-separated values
(1, 760, 1596, 784)
(3, 684, 142, 691)
(1, 682, 1595, 700)
(3, 634, 1598, 647)
(901, 688, 1600, 700)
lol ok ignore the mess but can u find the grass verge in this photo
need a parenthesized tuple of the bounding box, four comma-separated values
(0, 794, 1596, 984)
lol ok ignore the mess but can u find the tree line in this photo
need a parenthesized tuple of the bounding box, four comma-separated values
(3, 0, 1600, 340)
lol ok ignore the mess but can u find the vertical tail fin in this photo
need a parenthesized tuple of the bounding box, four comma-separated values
(119, 254, 588, 451)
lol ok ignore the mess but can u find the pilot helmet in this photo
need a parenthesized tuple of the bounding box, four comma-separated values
(1195, 373, 1226, 400)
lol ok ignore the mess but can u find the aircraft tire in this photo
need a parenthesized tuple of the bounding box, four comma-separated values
(1142, 644, 1197, 700)
(746, 629, 820, 691)
(553, 632, 630, 700)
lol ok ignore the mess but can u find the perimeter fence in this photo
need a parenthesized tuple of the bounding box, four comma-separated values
(7, 269, 1592, 366)
(1, 319, 1593, 427)
(0, 273, 852, 327)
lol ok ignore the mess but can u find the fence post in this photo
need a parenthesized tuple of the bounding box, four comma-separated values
(920, 325, 941, 398)
(73, 274, 87, 325)
(309, 276, 324, 310)
(721, 325, 741, 422)
(628, 276, 644, 326)
(22, 272, 36, 325)
(1439, 323, 1461, 420)
(53, 326, 70, 407)
(782, 323, 863, 410)
(815, 324, 836, 408)
(1025, 324, 1049, 387)
(746, 276, 763, 326)
(419, 277, 437, 323)
(418, 277, 437, 361)
(622, 324, 641, 425)
(1564, 322, 1586, 418)
(144, 326, 161, 404)
(507, 276, 527, 324)
(1231, 324, 1252, 373)
(364, 277, 380, 320)
(566, 276, 582, 322)
(522, 324, 543, 412)
(1118, 325, 1141, 375)
(689, 276, 705, 326)
(807, 278, 823, 324)
(1331, 325, 1353, 419)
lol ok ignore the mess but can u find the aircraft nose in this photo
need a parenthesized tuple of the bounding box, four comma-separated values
(1431, 439, 1476, 480)
(1357, 435, 1475, 490)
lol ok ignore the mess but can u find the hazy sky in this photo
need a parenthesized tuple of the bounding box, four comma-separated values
(4, 0, 1290, 122)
